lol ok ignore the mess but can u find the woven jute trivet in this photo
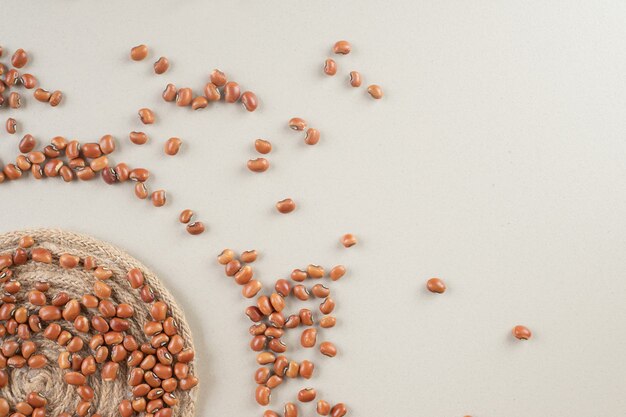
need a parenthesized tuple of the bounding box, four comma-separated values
(0, 229, 198, 417)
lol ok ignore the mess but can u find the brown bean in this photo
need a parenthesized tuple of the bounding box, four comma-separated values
(266, 375, 283, 389)
(320, 341, 337, 357)
(298, 388, 317, 402)
(367, 84, 383, 99)
(15, 402, 33, 416)
(164, 137, 182, 155)
(250, 323, 267, 336)
(179, 209, 194, 224)
(90, 155, 108, 172)
(94, 280, 112, 298)
(299, 359, 315, 379)
(20, 73, 37, 89)
(252, 140, 272, 156)
(204, 82, 220, 101)
(150, 301, 168, 321)
(186, 222, 205, 235)
(33, 88, 50, 102)
(135, 182, 149, 199)
(19, 134, 36, 153)
(255, 385, 271, 406)
(43, 159, 63, 177)
(265, 327, 283, 339)
(5, 118, 16, 134)
(299, 309, 313, 326)
(139, 108, 155, 124)
(12, 49, 28, 68)
(513, 325, 532, 340)
(349, 70, 362, 87)
(217, 249, 235, 265)
(234, 265, 253, 285)
(269, 293, 285, 312)
(285, 361, 299, 378)
(320, 297, 335, 314)
(210, 69, 227, 87)
(331, 403, 347, 417)
(99, 134, 116, 154)
(192, 96, 209, 110)
(49, 90, 63, 106)
(130, 168, 150, 182)
(291, 269, 307, 282)
(324, 59, 337, 76)
(333, 40, 351, 55)
(320, 315, 336, 328)
(301, 328, 317, 348)
(131, 44, 149, 61)
(293, 285, 310, 301)
(241, 91, 258, 111)
(154, 57, 169, 74)
(163, 83, 177, 102)
(312, 284, 330, 298)
(240, 250, 257, 263)
(269, 312, 285, 328)
(317, 400, 331, 415)
(250, 335, 267, 351)
(3, 164, 22, 180)
(130, 131, 149, 145)
(225, 260, 241, 276)
(426, 277, 446, 293)
(64, 372, 86, 385)
(151, 190, 167, 207)
(26, 392, 47, 408)
(246, 306, 263, 322)
(268, 338, 287, 353)
(0, 399, 8, 417)
(8, 92, 21, 108)
(276, 198, 296, 214)
(176, 88, 193, 106)
(257, 295, 273, 316)
(341, 233, 357, 247)
(285, 314, 301, 329)
(329, 265, 346, 281)
(254, 367, 270, 384)
(264, 411, 280, 417)
(5, 69, 19, 86)
(242, 280, 262, 298)
(289, 117, 307, 131)
(304, 128, 320, 145)
(75, 167, 95, 181)
(307, 264, 325, 278)
(82, 142, 102, 159)
(247, 158, 269, 173)
(274, 279, 291, 297)
(284, 402, 298, 417)
(224, 82, 240, 103)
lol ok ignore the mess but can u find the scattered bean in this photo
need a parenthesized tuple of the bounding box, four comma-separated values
(341, 233, 357, 247)
(247, 158, 269, 173)
(12, 49, 28, 68)
(130, 45, 149, 61)
(349, 71, 362, 87)
(210, 69, 227, 87)
(254, 139, 272, 154)
(130, 131, 149, 145)
(333, 40, 351, 55)
(426, 277, 446, 294)
(186, 222, 205, 235)
(298, 388, 317, 403)
(224, 82, 240, 103)
(5, 118, 16, 134)
(154, 57, 169, 74)
(324, 59, 337, 76)
(138, 108, 155, 124)
(513, 325, 532, 340)
(151, 190, 167, 207)
(304, 128, 320, 145)
(276, 198, 296, 214)
(289, 117, 307, 131)
(241, 91, 258, 112)
(367, 84, 383, 99)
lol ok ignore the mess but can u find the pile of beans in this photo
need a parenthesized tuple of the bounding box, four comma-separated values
(0, 235, 198, 417)
(216, 249, 348, 417)
(323, 41, 383, 100)
(1, 47, 63, 136)
(161, 68, 258, 112)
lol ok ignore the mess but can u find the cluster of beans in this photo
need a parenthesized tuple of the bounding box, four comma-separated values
(1, 47, 63, 135)
(0, 133, 172, 208)
(288, 117, 320, 147)
(178, 209, 205, 236)
(130, 45, 170, 75)
(323, 41, 383, 100)
(216, 249, 348, 417)
(0, 235, 197, 417)
(161, 68, 258, 112)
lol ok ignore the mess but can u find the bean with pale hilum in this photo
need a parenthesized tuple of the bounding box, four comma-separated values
(276, 198, 296, 214)
(5, 118, 16, 134)
(320, 297, 335, 314)
(324, 59, 337, 76)
(217, 249, 236, 265)
(241, 91, 258, 112)
(298, 388, 317, 402)
(20, 74, 37, 89)
(204, 82, 220, 101)
(33, 88, 51, 102)
(289, 117, 307, 131)
(349, 71, 362, 87)
(241, 250, 257, 263)
(154, 57, 169, 74)
(304, 128, 320, 145)
(333, 40, 351, 55)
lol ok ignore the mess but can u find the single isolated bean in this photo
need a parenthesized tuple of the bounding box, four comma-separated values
(164, 137, 183, 156)
(151, 190, 167, 207)
(224, 82, 240, 103)
(324, 59, 337, 76)
(49, 90, 63, 106)
(304, 128, 320, 145)
(320, 315, 336, 328)
(329, 265, 346, 281)
(320, 341, 337, 357)
(426, 277, 446, 294)
(349, 71, 362, 87)
(130, 131, 149, 145)
(179, 209, 194, 224)
(254, 139, 272, 154)
(289, 117, 307, 131)
(186, 222, 205, 235)
(154, 57, 169, 74)
(341, 233, 357, 247)
(138, 108, 155, 124)
(210, 69, 227, 87)
(130, 44, 148, 61)
(12, 49, 28, 68)
(367, 84, 383, 99)
(298, 388, 317, 403)
(333, 40, 351, 55)
(301, 328, 317, 348)
(276, 198, 296, 214)
(8, 92, 21, 108)
(241, 91, 258, 112)
(512, 325, 532, 340)
(5, 118, 16, 134)
(247, 158, 269, 173)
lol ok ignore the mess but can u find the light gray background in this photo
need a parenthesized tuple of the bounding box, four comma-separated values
(2, 1, 626, 416)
